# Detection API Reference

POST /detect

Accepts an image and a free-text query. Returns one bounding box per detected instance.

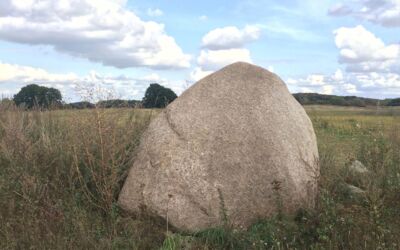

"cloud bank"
[288,25,400,97]
[0,61,184,101]
[191,25,261,81]
[0,0,190,69]
[334,25,400,73]
[201,25,261,50]
[329,0,400,27]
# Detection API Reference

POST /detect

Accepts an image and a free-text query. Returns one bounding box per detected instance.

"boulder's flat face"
[118,62,319,232]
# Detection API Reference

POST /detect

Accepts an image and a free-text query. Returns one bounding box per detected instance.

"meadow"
[0,103,400,249]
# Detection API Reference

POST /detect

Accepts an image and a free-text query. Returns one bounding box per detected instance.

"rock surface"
[118,62,319,232]
[349,160,370,174]
[346,184,366,198]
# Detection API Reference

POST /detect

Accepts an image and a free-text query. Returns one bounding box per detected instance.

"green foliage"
[294,93,400,107]
[64,100,142,109]
[160,233,196,250]
[13,84,62,109]
[97,99,141,108]
[142,83,177,108]
[386,98,400,106]
[65,101,95,109]
[293,93,381,107]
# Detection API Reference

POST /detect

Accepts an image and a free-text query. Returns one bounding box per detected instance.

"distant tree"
[97,99,142,108]
[66,101,95,109]
[293,93,381,107]
[142,83,177,108]
[14,84,62,109]
[386,98,400,106]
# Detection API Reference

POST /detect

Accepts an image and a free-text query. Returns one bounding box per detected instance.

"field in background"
[1,104,400,249]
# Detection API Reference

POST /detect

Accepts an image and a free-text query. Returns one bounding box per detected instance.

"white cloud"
[0,61,78,83]
[0,0,190,69]
[307,74,326,86]
[334,25,400,73]
[321,85,334,94]
[333,69,344,81]
[329,0,400,27]
[190,49,252,81]
[285,22,400,98]
[147,8,163,17]
[191,25,259,81]
[288,75,338,94]
[197,49,252,71]
[190,67,213,82]
[355,72,400,88]
[343,83,358,94]
[287,69,400,97]
[286,70,359,95]
[201,25,261,50]
[139,73,163,82]
[0,62,184,101]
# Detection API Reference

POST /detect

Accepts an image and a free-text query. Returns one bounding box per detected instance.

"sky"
[0,0,399,102]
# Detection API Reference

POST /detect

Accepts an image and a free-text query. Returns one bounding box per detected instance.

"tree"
[142,83,177,108]
[66,101,95,109]
[97,99,142,108]
[386,98,400,106]
[14,84,62,109]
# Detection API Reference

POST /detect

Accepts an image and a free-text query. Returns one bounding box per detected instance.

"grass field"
[1,103,400,249]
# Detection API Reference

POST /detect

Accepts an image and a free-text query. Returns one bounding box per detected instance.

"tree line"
[9,83,177,109]
[4,83,400,109]
[293,93,400,107]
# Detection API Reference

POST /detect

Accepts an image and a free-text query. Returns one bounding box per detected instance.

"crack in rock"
[164,110,185,141]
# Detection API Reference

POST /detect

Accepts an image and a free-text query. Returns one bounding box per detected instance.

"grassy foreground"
[1,103,400,249]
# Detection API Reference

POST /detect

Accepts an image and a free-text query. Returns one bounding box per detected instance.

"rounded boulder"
[118,62,319,232]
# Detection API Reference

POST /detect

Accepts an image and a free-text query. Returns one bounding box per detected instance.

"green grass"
[1,103,399,249]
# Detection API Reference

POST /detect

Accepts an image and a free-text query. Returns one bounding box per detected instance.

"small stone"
[346,184,366,195]
[349,160,370,174]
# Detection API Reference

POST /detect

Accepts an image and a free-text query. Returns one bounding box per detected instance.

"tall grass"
[1,103,400,249]
[0,103,166,249]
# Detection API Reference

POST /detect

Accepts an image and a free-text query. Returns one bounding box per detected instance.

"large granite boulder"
[119,62,319,232]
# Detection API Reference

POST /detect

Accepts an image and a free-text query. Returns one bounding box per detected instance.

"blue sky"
[0,0,399,101]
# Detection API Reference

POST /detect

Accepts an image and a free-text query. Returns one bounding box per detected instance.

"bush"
[13,84,62,109]
[142,83,177,108]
